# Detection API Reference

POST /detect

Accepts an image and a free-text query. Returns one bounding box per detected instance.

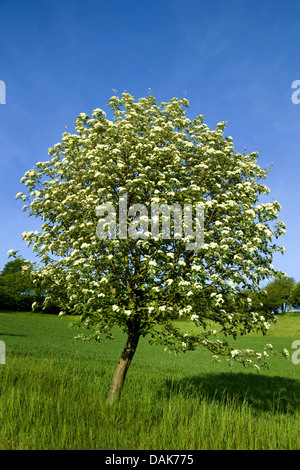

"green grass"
[0,310,300,450]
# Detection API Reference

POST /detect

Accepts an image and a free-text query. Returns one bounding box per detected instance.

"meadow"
[0,309,299,450]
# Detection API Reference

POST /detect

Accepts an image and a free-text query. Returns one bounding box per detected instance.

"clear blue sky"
[0,0,300,284]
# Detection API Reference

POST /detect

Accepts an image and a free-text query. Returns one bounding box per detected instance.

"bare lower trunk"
[106,327,140,405]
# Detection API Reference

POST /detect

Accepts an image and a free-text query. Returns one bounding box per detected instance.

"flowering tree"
[15,92,286,404]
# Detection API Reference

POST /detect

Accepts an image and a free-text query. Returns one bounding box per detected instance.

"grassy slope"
[0,310,299,450]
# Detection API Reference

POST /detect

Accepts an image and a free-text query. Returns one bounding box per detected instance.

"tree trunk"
[106,327,140,405]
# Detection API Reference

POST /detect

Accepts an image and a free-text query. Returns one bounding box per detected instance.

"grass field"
[0,309,299,450]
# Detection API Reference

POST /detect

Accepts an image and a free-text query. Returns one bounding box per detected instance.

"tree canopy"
[262,277,296,314]
[290,281,300,311]
[0,259,36,311]
[14,92,287,403]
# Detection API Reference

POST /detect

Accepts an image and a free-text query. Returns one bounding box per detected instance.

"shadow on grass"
[162,372,300,415]
[0,333,28,337]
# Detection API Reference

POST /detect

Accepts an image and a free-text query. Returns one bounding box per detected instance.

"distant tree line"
[0,258,60,313]
[0,258,299,315]
[239,276,300,315]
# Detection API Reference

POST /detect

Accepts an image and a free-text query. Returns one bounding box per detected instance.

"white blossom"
[231,349,240,357]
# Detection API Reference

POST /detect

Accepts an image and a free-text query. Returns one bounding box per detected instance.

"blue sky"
[0,0,300,284]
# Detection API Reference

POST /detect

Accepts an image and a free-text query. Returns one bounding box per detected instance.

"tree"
[14,92,286,404]
[290,282,300,310]
[262,276,296,314]
[1,258,26,276]
[0,258,37,311]
[238,288,267,315]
